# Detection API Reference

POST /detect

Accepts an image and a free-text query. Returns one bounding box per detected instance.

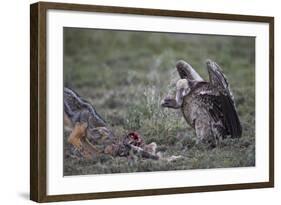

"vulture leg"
[195,119,220,147]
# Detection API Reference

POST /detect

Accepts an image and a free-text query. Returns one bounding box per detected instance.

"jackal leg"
[67,122,100,159]
[67,122,88,149]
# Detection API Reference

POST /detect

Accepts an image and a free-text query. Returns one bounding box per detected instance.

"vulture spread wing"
[176,60,204,81]
[64,87,106,127]
[205,60,242,138]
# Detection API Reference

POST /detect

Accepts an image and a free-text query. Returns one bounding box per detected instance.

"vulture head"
[161,60,203,109]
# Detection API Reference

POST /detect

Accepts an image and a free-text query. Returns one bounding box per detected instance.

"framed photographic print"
[30,1,274,202]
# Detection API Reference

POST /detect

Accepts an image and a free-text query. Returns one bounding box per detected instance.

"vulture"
[161,60,242,146]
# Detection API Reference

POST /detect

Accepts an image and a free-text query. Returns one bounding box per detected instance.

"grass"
[63,28,255,176]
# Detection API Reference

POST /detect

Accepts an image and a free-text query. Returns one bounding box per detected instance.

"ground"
[63,28,255,176]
